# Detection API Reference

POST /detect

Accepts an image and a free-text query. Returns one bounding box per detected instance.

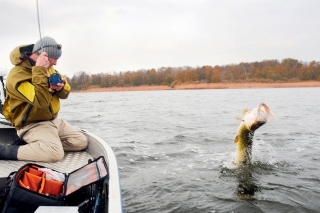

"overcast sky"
[0,0,319,77]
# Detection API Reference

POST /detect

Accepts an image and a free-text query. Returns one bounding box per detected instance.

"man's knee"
[66,133,88,151]
[79,133,88,149]
[50,149,65,162]
[36,146,65,162]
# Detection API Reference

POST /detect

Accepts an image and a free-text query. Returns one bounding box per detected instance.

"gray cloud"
[0,0,319,77]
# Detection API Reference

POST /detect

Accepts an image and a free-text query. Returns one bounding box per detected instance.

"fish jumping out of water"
[234,103,273,165]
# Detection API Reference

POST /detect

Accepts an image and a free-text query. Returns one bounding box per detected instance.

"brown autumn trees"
[67,58,320,90]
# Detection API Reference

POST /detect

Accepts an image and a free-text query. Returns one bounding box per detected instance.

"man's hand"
[35,52,50,69]
[49,76,66,92]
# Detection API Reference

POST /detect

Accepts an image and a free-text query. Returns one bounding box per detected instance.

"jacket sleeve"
[28,66,52,108]
[3,66,52,122]
[55,78,71,99]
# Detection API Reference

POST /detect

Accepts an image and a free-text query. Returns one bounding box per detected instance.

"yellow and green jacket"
[2,44,71,129]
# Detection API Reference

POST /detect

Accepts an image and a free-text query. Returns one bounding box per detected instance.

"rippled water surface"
[59,87,320,213]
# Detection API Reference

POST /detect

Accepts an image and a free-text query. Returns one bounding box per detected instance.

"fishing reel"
[48,73,63,86]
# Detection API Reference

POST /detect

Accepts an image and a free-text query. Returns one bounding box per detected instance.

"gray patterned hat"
[32,36,62,59]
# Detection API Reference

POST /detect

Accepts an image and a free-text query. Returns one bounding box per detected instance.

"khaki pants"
[16,118,88,162]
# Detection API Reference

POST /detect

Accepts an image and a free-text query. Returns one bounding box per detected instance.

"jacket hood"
[10,44,34,66]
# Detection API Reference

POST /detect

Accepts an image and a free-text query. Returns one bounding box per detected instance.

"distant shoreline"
[73,81,320,93]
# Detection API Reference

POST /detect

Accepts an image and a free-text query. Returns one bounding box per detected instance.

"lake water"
[59,87,320,213]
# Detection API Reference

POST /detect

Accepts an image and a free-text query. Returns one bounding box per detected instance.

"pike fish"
[234,103,273,165]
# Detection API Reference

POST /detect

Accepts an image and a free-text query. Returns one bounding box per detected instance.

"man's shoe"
[0,144,18,160]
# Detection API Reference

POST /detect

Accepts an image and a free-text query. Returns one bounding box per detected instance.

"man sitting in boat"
[0,36,88,162]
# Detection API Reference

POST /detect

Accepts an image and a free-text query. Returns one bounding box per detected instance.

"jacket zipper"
[21,104,33,127]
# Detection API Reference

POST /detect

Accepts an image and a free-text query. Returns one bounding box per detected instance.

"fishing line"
[36,0,43,49]
[17,0,44,66]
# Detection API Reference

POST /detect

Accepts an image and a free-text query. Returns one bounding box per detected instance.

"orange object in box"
[41,179,63,196]
[21,172,42,192]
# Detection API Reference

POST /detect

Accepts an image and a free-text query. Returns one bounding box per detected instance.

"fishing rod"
[17,0,44,66]
[36,0,43,49]
[35,0,63,86]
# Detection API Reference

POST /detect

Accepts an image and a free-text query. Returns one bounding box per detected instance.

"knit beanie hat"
[32,36,62,59]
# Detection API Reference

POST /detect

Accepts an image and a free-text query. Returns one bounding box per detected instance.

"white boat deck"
[0,152,93,177]
[0,122,93,177]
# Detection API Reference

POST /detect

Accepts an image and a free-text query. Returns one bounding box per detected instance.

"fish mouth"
[244,103,273,131]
